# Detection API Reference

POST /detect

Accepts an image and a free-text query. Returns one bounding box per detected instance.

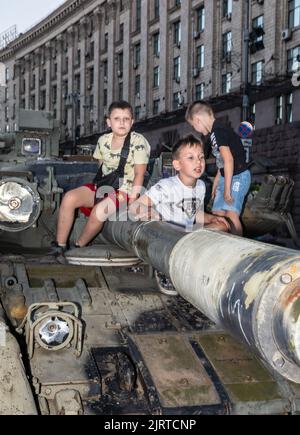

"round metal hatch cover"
[0,177,41,232]
[66,244,141,267]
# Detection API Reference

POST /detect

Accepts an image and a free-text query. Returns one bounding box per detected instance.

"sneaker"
[68,242,82,250]
[154,270,178,296]
[48,241,68,256]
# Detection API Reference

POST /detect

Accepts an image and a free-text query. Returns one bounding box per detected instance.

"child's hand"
[224,192,234,204]
[211,187,217,199]
[130,203,161,221]
[212,216,231,231]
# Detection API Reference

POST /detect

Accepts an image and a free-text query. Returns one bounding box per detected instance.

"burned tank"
[0,117,300,415]
[1,218,300,415]
[0,109,97,251]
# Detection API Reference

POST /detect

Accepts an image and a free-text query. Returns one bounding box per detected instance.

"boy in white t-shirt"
[130,135,229,232]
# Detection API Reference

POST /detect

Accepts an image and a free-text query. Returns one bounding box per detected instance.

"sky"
[0,0,67,36]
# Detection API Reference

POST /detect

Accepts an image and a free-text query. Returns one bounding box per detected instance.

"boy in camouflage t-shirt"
[54,101,150,252]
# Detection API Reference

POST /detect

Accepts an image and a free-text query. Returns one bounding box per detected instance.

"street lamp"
[66,92,80,155]
[242,0,250,121]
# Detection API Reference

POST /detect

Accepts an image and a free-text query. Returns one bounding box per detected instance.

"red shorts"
[79,184,129,217]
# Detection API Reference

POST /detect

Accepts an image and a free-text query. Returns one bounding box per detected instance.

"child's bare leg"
[224,211,243,236]
[213,210,243,236]
[56,187,95,245]
[205,220,230,232]
[77,197,117,247]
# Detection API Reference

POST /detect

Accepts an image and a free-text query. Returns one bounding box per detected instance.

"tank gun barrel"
[102,220,300,383]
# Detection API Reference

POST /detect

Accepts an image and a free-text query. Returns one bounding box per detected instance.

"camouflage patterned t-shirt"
[93,132,150,194]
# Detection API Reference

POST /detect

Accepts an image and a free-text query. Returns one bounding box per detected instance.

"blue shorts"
[212,170,251,216]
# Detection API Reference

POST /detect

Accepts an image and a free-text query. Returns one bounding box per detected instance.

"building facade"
[0,0,299,139]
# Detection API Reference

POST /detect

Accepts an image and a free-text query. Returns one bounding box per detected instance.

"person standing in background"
[186,101,251,236]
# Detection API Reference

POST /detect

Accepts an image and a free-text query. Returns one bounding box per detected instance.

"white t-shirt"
[146,175,206,230]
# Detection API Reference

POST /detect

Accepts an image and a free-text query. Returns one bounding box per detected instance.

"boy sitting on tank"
[52,101,150,254]
[130,134,229,232]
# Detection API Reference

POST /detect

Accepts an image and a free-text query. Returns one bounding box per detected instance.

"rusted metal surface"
[103,220,300,383]
[133,334,220,409]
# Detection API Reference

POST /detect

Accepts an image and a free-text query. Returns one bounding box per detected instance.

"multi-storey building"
[0,0,299,141]
[1,0,300,232]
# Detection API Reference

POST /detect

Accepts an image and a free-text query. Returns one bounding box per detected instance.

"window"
[135,105,141,120]
[154,0,160,19]
[41,69,46,85]
[286,93,293,123]
[40,90,46,110]
[196,83,205,100]
[5,67,9,82]
[276,96,283,124]
[103,89,108,107]
[118,82,123,100]
[153,33,160,57]
[249,104,256,126]
[175,0,181,7]
[103,61,108,80]
[63,56,69,74]
[275,94,294,124]
[89,95,94,110]
[63,80,68,98]
[119,23,124,42]
[196,45,205,69]
[223,0,232,18]
[52,63,57,80]
[222,31,232,58]
[118,52,123,77]
[135,75,141,96]
[173,21,181,46]
[222,72,232,94]
[90,41,94,60]
[289,0,300,28]
[250,16,265,53]
[173,56,181,82]
[75,74,81,92]
[21,78,25,94]
[134,43,141,67]
[251,61,264,85]
[76,49,81,66]
[153,99,160,115]
[89,67,94,88]
[52,85,57,104]
[136,0,142,32]
[30,95,36,110]
[197,6,205,32]
[287,46,300,73]
[173,92,182,110]
[104,33,108,52]
[153,66,160,88]
[31,73,36,89]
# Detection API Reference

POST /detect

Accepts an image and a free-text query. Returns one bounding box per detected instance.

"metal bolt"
[273,356,285,368]
[280,274,292,284]
[8,197,21,210]
[45,388,52,396]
